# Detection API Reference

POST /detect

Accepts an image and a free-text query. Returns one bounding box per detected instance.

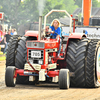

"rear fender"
[67,33,87,46]
[68,33,86,39]
[64,33,87,59]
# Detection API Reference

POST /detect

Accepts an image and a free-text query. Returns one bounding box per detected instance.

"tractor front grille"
[27,42,44,48]
[28,49,44,65]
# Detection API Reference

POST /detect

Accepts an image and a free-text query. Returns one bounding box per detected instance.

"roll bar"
[43,9,72,35]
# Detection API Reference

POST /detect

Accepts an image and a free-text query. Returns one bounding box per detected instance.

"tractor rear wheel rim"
[96,47,100,83]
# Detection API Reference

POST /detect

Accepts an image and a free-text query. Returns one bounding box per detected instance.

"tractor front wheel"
[59,69,70,89]
[5,66,16,87]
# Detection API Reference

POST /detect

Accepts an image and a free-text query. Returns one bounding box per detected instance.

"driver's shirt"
[50,26,61,39]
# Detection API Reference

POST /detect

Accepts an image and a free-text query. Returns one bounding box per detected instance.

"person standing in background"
[0,25,4,43]
[13,28,17,35]
[3,29,7,36]
[4,29,11,54]
[83,30,88,35]
[0,30,3,42]
[10,29,14,35]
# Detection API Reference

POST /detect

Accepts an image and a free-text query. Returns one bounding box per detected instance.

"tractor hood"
[26,39,59,49]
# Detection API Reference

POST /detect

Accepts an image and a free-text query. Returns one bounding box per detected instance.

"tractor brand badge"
[47,43,56,47]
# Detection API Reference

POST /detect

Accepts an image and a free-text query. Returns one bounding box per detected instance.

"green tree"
[0,0,78,29]
[0,0,23,28]
[92,0,100,7]
[63,0,78,14]
[0,0,39,29]
[75,0,100,8]
[75,0,82,7]
[43,0,78,23]
[43,0,65,23]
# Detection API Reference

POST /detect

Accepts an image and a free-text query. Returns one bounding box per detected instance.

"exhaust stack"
[38,16,42,40]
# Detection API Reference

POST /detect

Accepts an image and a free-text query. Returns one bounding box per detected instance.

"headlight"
[38,60,43,65]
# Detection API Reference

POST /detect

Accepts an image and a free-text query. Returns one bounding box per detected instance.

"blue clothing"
[4,43,8,54]
[50,26,61,39]
[50,25,61,56]
[85,30,88,35]
[10,32,14,35]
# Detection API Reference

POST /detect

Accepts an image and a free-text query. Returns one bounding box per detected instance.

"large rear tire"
[86,40,100,87]
[66,39,100,88]
[6,35,21,67]
[66,39,89,87]
[15,36,29,84]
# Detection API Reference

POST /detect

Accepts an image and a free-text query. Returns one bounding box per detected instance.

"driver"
[49,19,61,39]
[49,19,61,57]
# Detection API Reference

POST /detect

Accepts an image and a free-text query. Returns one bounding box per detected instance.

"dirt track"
[0,60,100,100]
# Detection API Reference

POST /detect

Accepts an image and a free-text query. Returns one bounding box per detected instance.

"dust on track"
[0,60,100,100]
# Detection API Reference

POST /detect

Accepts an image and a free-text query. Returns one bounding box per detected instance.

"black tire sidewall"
[5,66,16,87]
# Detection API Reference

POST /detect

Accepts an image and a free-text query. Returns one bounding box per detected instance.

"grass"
[0,51,6,61]
[0,51,3,55]
[0,56,6,61]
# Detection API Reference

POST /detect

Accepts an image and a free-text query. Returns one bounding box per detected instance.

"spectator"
[4,29,11,54]
[0,30,4,43]
[13,28,17,35]
[10,29,14,35]
[0,30,2,42]
[3,29,7,36]
[83,30,88,35]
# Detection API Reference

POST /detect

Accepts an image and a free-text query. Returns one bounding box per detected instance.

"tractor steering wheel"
[50,31,58,39]
[44,32,51,39]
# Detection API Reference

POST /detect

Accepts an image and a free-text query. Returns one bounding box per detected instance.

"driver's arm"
[48,26,55,34]
[48,28,54,34]
[56,35,60,39]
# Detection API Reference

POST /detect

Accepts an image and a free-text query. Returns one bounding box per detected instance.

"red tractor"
[5,10,100,89]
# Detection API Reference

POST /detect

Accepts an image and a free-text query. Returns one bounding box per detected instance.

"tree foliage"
[75,0,82,7]
[75,0,100,8]
[0,0,99,29]
[92,0,100,7]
